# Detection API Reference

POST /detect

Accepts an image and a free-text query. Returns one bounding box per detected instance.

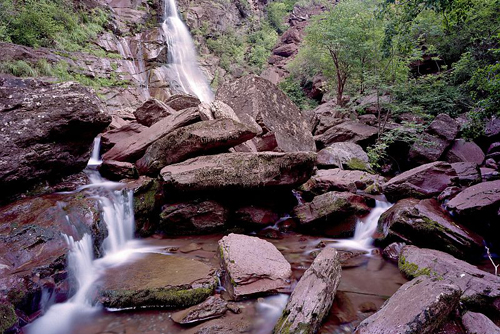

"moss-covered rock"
[0,301,17,333]
[96,253,217,309]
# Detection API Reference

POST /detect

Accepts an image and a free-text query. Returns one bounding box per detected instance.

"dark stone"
[461,311,500,334]
[382,242,406,263]
[171,295,228,325]
[100,122,147,153]
[99,160,138,181]
[445,139,485,165]
[165,94,201,111]
[451,162,481,186]
[133,98,175,127]
[234,206,280,227]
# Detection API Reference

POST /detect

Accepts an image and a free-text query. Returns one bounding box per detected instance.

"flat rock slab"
[461,311,500,334]
[446,180,500,216]
[97,253,217,309]
[274,248,341,334]
[218,234,292,300]
[399,246,500,313]
[377,198,484,259]
[355,277,461,334]
[382,161,457,201]
[160,152,316,192]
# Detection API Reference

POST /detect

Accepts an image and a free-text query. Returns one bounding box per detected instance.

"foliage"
[0,0,109,51]
[279,75,318,110]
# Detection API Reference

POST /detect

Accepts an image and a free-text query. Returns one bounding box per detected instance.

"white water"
[87,137,102,167]
[160,0,214,102]
[329,198,392,252]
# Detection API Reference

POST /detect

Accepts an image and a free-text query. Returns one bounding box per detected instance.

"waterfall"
[160,0,214,102]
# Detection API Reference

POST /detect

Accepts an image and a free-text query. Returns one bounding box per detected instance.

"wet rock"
[97,253,216,308]
[218,234,291,300]
[354,277,461,334]
[274,248,341,334]
[99,160,138,181]
[198,102,214,121]
[165,94,201,111]
[331,291,357,324]
[446,180,500,218]
[101,122,147,153]
[159,200,228,235]
[451,162,481,186]
[0,301,17,333]
[234,206,280,227]
[445,139,485,164]
[314,121,378,149]
[133,98,176,127]
[293,191,371,225]
[359,302,378,313]
[160,152,316,193]
[382,242,406,263]
[299,169,384,197]
[398,246,500,313]
[123,176,161,236]
[438,186,462,203]
[136,119,257,175]
[216,75,316,152]
[377,198,483,259]
[316,142,370,171]
[461,311,500,334]
[480,167,500,182]
[171,295,228,325]
[103,107,200,162]
[382,161,457,201]
[0,77,111,200]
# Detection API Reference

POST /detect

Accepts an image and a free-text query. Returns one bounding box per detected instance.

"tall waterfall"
[161,0,214,102]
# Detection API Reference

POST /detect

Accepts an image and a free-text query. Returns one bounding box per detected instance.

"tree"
[301,0,383,106]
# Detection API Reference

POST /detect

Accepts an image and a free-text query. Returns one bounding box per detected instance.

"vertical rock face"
[274,247,341,334]
[0,76,111,200]
[218,233,292,300]
[354,277,461,334]
[216,75,316,152]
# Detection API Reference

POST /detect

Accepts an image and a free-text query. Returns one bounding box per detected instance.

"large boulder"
[102,107,200,162]
[382,161,457,201]
[216,75,316,152]
[399,246,500,313]
[376,198,484,259]
[316,142,370,171]
[97,253,217,308]
[311,101,347,135]
[136,119,257,175]
[446,180,500,218]
[427,114,460,141]
[160,152,316,193]
[293,191,371,225]
[100,122,147,152]
[165,94,201,111]
[274,248,341,334]
[218,234,291,300]
[123,176,161,236]
[0,76,111,199]
[354,277,461,334]
[451,162,481,186]
[99,160,138,181]
[133,98,175,127]
[314,121,378,149]
[461,312,500,334]
[445,139,485,164]
[158,200,228,235]
[299,169,385,196]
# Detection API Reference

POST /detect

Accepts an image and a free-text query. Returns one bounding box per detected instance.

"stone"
[382,242,406,263]
[445,139,485,164]
[409,134,450,165]
[299,169,384,196]
[99,160,138,181]
[398,246,500,313]
[0,301,17,333]
[102,107,200,162]
[97,253,217,308]
[0,76,111,199]
[316,142,370,171]
[377,198,484,259]
[210,100,241,122]
[382,161,457,201]
[133,98,176,127]
[216,75,315,152]
[171,295,228,325]
[461,312,500,334]
[234,206,280,227]
[160,152,316,193]
[354,277,461,334]
[427,114,460,141]
[165,94,201,111]
[446,180,500,217]
[311,100,347,135]
[198,102,214,121]
[451,162,481,185]
[481,167,500,182]
[293,191,371,225]
[159,200,228,235]
[136,118,257,175]
[218,234,291,300]
[123,176,160,236]
[314,121,378,149]
[101,122,147,152]
[438,186,462,203]
[274,248,341,334]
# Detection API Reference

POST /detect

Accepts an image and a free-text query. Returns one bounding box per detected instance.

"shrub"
[279,75,318,110]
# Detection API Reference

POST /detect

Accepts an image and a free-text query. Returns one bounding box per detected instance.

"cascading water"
[160,0,214,102]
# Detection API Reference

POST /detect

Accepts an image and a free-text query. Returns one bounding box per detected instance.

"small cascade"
[87,136,102,167]
[160,0,214,102]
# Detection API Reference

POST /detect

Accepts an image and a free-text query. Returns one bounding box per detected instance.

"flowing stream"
[160,0,214,102]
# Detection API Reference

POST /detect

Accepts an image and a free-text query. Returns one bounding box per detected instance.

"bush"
[279,75,318,110]
[0,60,38,77]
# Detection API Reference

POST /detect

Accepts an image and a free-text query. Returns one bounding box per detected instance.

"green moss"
[398,255,432,278]
[345,158,372,172]
[0,303,17,333]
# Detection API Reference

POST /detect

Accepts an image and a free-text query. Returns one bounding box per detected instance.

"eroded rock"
[171,295,228,325]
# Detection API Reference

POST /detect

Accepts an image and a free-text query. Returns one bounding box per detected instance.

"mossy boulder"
[96,253,217,309]
[0,301,17,333]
